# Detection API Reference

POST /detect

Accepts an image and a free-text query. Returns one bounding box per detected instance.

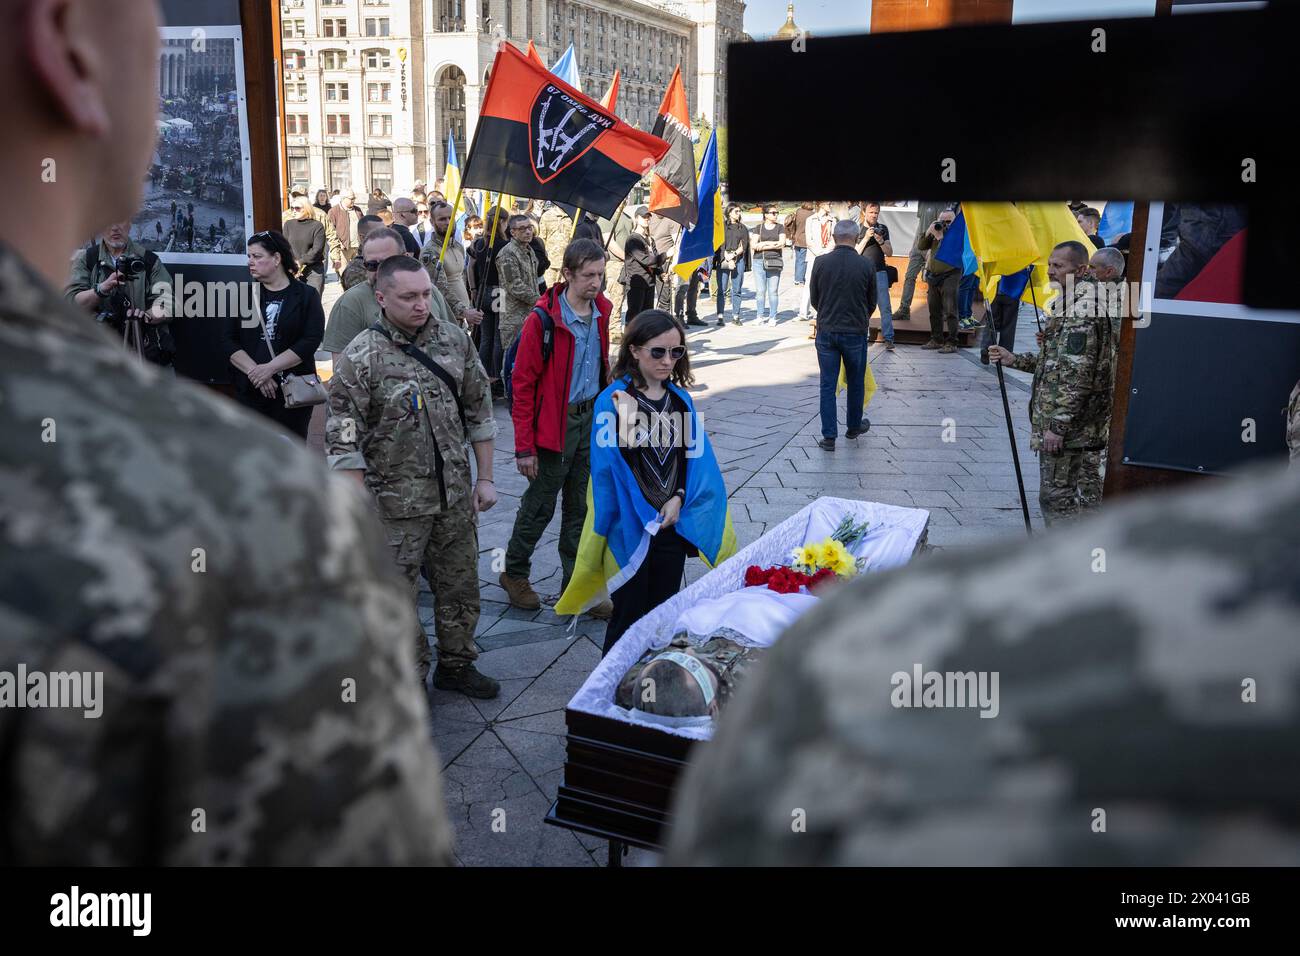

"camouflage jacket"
[537,205,572,279]
[494,239,541,343]
[0,242,451,864]
[420,229,473,322]
[341,254,368,291]
[1009,274,1116,451]
[282,204,343,265]
[325,311,495,519]
[665,462,1300,866]
[615,634,766,715]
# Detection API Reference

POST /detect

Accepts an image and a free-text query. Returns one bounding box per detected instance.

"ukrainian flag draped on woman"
[555,376,737,616]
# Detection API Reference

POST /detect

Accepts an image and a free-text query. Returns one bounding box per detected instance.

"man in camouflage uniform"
[495,214,542,350]
[282,186,344,271]
[326,256,501,698]
[0,0,449,864]
[666,462,1300,865]
[537,202,573,288]
[420,200,483,331]
[1081,246,1129,503]
[990,241,1116,524]
[604,208,631,344]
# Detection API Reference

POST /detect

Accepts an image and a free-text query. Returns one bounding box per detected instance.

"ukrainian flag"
[555,375,738,616]
[443,131,463,240]
[672,130,723,282]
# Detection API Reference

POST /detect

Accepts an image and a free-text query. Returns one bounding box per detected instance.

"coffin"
[545,497,931,852]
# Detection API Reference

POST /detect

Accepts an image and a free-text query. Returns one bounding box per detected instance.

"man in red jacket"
[501,238,614,618]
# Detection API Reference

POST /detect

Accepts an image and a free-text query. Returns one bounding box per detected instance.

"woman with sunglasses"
[222,229,324,438]
[557,310,736,655]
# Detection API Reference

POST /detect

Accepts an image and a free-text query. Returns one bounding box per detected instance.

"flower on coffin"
[807,567,838,593]
[791,536,859,578]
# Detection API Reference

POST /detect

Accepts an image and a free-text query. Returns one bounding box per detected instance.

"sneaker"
[921,338,942,350]
[499,572,541,610]
[685,316,707,328]
[732,316,743,326]
[433,663,500,700]
[939,342,957,354]
[846,420,871,439]
[807,321,817,340]
[884,340,896,351]
[816,437,835,451]
[587,600,613,620]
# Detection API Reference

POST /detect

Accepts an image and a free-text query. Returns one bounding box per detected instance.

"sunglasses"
[364,259,385,271]
[638,345,686,361]
[249,230,274,243]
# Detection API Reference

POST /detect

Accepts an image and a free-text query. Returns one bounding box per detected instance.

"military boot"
[588,600,613,620]
[499,572,541,609]
[433,664,500,700]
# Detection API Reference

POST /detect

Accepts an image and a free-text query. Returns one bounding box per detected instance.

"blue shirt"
[559,291,601,403]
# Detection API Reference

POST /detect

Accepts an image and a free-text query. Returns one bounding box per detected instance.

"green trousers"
[505,402,593,589]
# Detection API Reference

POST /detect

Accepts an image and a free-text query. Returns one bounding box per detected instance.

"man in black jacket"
[809,219,877,450]
[620,206,661,322]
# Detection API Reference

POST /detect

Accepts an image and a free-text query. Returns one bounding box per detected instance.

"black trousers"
[602,527,692,657]
[624,279,655,324]
[979,292,1019,352]
[674,270,702,323]
[237,390,314,439]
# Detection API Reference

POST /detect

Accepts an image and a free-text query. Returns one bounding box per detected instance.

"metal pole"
[995,355,1032,535]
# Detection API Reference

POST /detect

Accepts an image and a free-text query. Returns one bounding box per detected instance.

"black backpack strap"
[85,243,98,277]
[368,322,467,433]
[533,305,555,364]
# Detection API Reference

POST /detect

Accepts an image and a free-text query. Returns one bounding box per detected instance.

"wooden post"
[239,0,284,232]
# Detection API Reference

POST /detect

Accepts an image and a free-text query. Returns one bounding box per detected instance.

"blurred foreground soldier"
[667,463,1300,865]
[989,242,1115,525]
[0,0,450,864]
[326,256,501,698]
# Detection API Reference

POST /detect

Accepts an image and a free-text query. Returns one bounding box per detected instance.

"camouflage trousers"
[1039,448,1105,526]
[605,258,626,344]
[382,506,480,684]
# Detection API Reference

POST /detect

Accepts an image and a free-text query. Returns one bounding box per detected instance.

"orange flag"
[648,65,696,227]
[601,70,621,111]
[525,40,545,67]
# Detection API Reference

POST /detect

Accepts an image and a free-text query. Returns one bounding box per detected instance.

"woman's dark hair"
[725,203,742,221]
[612,309,694,389]
[247,229,297,283]
[315,189,328,204]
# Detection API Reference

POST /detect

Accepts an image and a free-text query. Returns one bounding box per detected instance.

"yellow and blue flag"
[1016,202,1095,306]
[443,131,464,239]
[555,375,738,616]
[672,129,723,282]
[963,202,1039,301]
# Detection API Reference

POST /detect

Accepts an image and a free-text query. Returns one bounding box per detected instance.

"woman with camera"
[223,230,325,439]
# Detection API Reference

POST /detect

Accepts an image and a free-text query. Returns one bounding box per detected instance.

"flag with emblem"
[648,65,697,227]
[461,43,668,218]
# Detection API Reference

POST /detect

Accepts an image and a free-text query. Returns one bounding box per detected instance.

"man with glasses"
[412,201,436,249]
[389,197,423,256]
[751,205,790,326]
[323,228,455,361]
[495,214,542,352]
[340,215,386,291]
[420,200,481,330]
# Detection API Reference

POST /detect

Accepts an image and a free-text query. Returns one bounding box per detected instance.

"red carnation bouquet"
[744,565,837,594]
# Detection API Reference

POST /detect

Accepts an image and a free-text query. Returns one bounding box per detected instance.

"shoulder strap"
[368,322,467,433]
[533,305,555,363]
[85,243,98,275]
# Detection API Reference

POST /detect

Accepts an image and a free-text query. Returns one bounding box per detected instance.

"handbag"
[255,288,327,409]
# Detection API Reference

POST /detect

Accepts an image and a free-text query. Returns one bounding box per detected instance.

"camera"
[113,254,148,279]
[932,220,946,233]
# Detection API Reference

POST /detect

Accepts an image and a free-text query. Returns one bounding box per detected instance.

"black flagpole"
[982,289,1033,535]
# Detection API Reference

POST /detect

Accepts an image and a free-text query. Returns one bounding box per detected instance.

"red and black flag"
[648,65,697,228]
[461,44,668,219]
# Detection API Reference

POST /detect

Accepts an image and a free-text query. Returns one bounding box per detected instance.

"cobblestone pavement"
[318,266,1044,866]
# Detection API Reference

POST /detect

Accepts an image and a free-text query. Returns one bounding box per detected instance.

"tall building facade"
[278,0,745,194]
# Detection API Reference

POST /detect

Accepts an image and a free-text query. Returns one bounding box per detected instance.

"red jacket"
[511,283,611,457]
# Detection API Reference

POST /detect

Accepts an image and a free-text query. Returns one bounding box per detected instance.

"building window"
[282,19,304,39]
[325,82,349,102]
[284,49,305,69]
[326,113,351,135]
[364,17,390,36]
[365,49,391,69]
[287,147,310,189]
[287,83,307,103]
[286,114,309,135]
[326,148,351,192]
[369,113,392,137]
[368,149,393,195]
[322,18,347,37]
[367,82,391,103]
[320,50,347,70]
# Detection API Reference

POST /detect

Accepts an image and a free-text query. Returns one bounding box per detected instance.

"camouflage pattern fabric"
[341,254,368,291]
[0,242,452,865]
[325,311,495,520]
[382,508,481,683]
[604,256,626,344]
[537,204,572,288]
[420,229,473,324]
[495,239,540,350]
[615,634,767,714]
[1287,380,1299,464]
[1008,274,1117,453]
[666,462,1300,866]
[1039,448,1096,525]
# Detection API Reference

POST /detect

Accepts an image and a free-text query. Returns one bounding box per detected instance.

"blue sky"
[743,0,1160,39]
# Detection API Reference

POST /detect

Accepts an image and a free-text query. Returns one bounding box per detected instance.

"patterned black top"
[619,384,688,513]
